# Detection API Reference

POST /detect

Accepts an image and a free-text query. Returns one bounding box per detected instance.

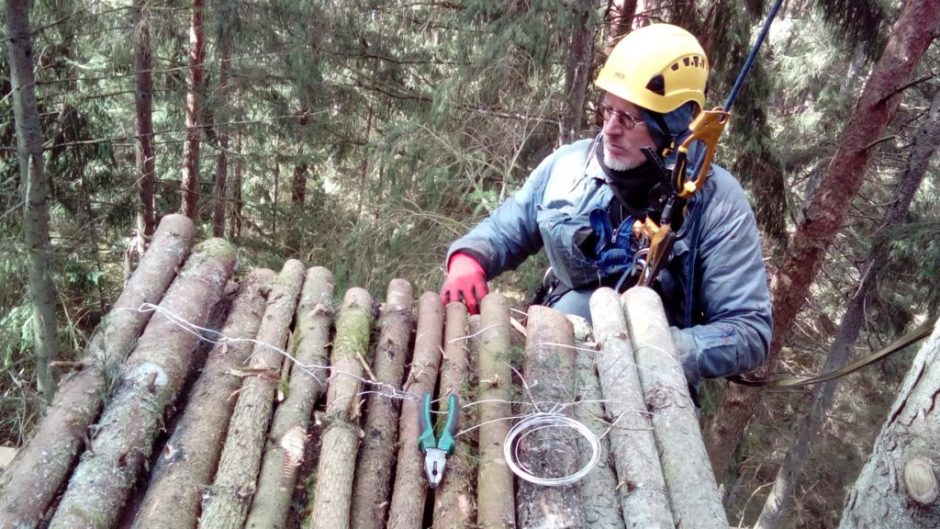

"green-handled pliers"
[417,392,459,488]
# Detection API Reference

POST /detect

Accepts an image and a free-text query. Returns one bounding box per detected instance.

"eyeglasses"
[599,103,646,130]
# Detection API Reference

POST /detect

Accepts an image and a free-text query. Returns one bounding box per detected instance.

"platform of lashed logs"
[0,215,726,529]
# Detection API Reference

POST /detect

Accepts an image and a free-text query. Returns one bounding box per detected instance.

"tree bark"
[212,11,233,237]
[705,0,940,480]
[47,239,237,529]
[476,293,516,529]
[386,293,444,529]
[515,306,586,529]
[306,288,375,529]
[133,0,156,241]
[350,279,415,529]
[623,287,727,529]
[246,267,336,529]
[568,313,625,529]
[130,268,274,529]
[755,87,940,529]
[432,302,476,528]
[291,163,307,205]
[560,0,594,145]
[839,318,940,528]
[230,133,243,240]
[604,0,637,50]
[6,0,58,401]
[180,0,205,219]
[0,214,194,529]
[590,288,671,528]
[199,260,306,529]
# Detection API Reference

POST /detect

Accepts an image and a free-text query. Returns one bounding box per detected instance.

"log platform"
[0,219,727,529]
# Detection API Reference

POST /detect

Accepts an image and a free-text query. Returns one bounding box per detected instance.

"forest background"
[1,0,938,527]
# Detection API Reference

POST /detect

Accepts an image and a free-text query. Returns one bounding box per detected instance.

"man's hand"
[440,252,489,314]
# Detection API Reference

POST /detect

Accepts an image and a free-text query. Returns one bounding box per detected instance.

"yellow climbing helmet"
[595,24,708,114]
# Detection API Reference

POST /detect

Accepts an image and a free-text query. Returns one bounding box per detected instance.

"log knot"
[904,457,938,505]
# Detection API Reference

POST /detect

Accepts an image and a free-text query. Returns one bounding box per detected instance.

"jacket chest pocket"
[536,207,600,288]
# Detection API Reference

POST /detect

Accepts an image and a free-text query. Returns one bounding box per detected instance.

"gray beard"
[603,150,643,171]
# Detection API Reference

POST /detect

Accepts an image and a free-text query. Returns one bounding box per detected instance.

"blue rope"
[723,0,785,112]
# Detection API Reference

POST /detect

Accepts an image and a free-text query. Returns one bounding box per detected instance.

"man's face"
[600,93,657,171]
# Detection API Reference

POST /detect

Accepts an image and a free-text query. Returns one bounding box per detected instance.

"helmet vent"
[646,74,665,96]
[671,63,680,71]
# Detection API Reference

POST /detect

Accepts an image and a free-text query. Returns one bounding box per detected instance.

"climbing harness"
[730,318,936,388]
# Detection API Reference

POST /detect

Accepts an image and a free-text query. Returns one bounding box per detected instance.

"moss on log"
[386,293,444,529]
[306,288,375,529]
[476,293,516,529]
[131,267,274,529]
[246,267,336,529]
[622,287,727,529]
[350,279,414,529]
[515,305,586,528]
[0,214,195,529]
[432,302,476,528]
[590,288,672,528]
[46,237,236,529]
[198,260,306,529]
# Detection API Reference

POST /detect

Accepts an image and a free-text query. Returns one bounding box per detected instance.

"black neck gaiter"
[595,138,662,215]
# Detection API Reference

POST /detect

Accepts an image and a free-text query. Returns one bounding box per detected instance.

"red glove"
[440,252,489,314]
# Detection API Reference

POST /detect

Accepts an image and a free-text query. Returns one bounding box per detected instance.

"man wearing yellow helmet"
[440,24,771,387]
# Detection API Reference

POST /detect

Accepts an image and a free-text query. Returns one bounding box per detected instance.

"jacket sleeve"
[446,155,554,279]
[671,176,773,386]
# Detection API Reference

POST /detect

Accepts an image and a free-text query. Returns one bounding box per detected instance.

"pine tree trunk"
[6,0,58,401]
[0,215,194,529]
[199,260,305,529]
[560,0,594,145]
[306,288,375,529]
[515,306,587,529]
[476,293,516,529]
[839,318,940,528]
[211,13,233,237]
[245,267,336,529]
[604,0,637,50]
[754,87,940,529]
[569,313,625,529]
[704,0,940,480]
[590,288,671,528]
[350,279,414,529]
[180,0,205,219]
[386,293,445,529]
[133,0,156,241]
[47,239,237,529]
[623,287,727,529]
[230,133,242,240]
[432,302,476,528]
[130,268,274,529]
[291,164,306,205]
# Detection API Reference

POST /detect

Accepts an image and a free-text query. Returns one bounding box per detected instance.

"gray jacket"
[448,137,772,385]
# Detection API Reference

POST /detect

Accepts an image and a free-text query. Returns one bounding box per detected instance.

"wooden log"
[568,313,626,529]
[350,279,414,529]
[131,268,274,529]
[515,305,587,528]
[306,288,375,529]
[245,267,336,529]
[46,238,237,529]
[198,259,306,529]
[622,287,727,529]
[590,288,672,528]
[476,293,516,529]
[386,293,444,529]
[432,302,476,528]
[0,214,194,528]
